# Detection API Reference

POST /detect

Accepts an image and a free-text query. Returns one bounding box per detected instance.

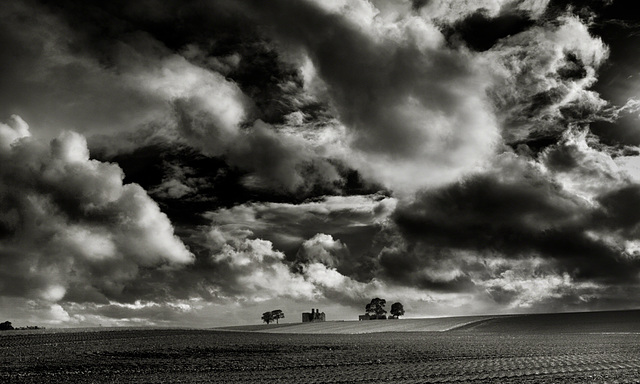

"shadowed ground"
[3,310,640,383]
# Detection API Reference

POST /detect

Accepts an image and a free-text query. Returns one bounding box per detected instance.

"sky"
[2,0,640,328]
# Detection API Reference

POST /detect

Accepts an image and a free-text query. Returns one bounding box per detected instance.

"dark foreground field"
[3,310,640,383]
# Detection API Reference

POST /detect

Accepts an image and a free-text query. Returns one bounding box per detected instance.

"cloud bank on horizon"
[2,0,640,327]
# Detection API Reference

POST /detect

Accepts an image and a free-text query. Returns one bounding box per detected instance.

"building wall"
[302,309,326,322]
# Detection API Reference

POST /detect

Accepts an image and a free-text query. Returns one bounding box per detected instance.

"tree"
[271,309,284,324]
[365,298,387,319]
[262,310,285,324]
[0,321,14,330]
[390,302,405,319]
[262,311,274,324]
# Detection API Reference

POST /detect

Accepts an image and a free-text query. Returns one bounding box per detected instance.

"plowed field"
[3,326,640,383]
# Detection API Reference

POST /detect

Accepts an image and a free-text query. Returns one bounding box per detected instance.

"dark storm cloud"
[282,127,631,311]
[90,139,383,228]
[445,9,535,51]
[391,151,640,292]
[0,0,176,140]
[595,185,640,234]
[1,0,613,191]
[39,0,328,126]
[378,244,479,293]
[205,0,501,191]
[0,0,348,195]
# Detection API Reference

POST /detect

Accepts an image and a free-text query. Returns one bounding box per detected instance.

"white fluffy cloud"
[201,225,437,308]
[477,264,600,309]
[540,129,629,202]
[206,228,317,302]
[0,118,193,304]
[297,233,350,268]
[204,194,396,255]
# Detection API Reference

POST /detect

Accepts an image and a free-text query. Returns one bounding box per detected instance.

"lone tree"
[365,298,387,319]
[262,310,285,324]
[390,302,405,319]
[271,309,284,324]
[262,311,274,324]
[0,321,14,331]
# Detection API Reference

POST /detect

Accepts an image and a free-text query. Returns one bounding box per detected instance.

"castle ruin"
[302,308,325,322]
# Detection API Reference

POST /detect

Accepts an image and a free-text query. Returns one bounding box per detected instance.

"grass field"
[3,310,640,383]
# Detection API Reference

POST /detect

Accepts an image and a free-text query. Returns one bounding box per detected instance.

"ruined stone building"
[302,308,325,322]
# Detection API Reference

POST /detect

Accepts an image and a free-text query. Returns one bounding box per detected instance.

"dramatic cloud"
[205,227,317,302]
[414,0,551,23]
[0,1,172,141]
[390,149,640,309]
[487,15,610,143]
[3,0,640,327]
[0,0,347,195]
[221,0,501,192]
[540,129,629,200]
[203,194,396,264]
[296,233,350,269]
[197,225,447,313]
[0,117,192,311]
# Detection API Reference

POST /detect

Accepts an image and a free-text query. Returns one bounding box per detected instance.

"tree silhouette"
[262,310,285,324]
[271,309,284,324]
[262,311,274,324]
[365,298,387,319]
[0,321,14,330]
[390,302,405,319]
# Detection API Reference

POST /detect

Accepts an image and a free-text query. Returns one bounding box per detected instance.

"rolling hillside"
[217,315,498,334]
[456,309,640,333]
[217,309,640,334]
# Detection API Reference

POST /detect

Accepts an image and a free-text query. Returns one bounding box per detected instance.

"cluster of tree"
[365,298,405,319]
[0,321,44,331]
[261,309,285,324]
[0,321,14,330]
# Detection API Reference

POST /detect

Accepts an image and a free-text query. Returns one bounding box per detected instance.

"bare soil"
[4,310,640,383]
[2,329,640,382]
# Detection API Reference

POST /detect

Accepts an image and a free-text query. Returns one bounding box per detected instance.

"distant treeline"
[1,321,45,331]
